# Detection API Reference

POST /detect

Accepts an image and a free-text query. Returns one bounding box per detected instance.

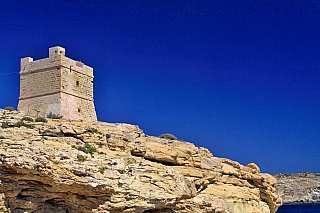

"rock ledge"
[0,109,282,213]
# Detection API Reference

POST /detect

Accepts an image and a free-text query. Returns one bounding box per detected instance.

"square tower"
[18,46,97,121]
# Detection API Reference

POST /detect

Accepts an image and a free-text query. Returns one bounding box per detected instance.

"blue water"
[276,203,320,213]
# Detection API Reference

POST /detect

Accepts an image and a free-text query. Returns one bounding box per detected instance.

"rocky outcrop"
[0,109,282,213]
[274,173,320,204]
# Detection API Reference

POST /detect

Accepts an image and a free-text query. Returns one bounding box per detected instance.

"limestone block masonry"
[18,46,97,121]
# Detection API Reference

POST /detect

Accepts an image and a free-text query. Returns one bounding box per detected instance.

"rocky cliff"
[274,173,320,204]
[0,109,281,213]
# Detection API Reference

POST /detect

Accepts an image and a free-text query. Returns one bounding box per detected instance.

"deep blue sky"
[0,1,319,174]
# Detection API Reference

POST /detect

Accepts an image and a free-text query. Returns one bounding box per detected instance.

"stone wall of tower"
[18,94,61,118]
[18,54,63,118]
[18,46,97,121]
[19,67,61,100]
[59,60,96,120]
[60,58,94,101]
[60,93,97,121]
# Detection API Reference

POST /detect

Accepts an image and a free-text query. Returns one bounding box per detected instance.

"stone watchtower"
[18,46,97,121]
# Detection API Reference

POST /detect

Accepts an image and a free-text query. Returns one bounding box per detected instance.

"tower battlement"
[49,46,66,57]
[18,46,97,121]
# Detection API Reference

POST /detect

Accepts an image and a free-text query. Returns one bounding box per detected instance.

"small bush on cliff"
[35,117,47,123]
[77,155,85,162]
[57,132,65,137]
[106,134,111,140]
[78,144,97,157]
[4,106,14,111]
[21,116,34,122]
[88,127,99,134]
[117,169,126,174]
[14,121,34,129]
[1,122,9,128]
[159,133,177,140]
[99,167,106,174]
[0,135,5,139]
[46,112,62,119]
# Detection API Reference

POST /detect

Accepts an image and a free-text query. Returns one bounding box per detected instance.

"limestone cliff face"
[274,173,320,204]
[0,109,281,213]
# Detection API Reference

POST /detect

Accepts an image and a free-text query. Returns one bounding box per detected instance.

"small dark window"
[76,81,79,86]
[78,108,81,112]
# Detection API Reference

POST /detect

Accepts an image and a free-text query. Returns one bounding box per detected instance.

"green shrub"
[77,144,97,156]
[1,122,9,129]
[99,167,106,174]
[14,121,25,128]
[159,133,177,140]
[46,112,62,119]
[35,117,47,123]
[0,135,5,139]
[77,155,85,162]
[106,134,111,140]
[117,169,126,174]
[14,121,34,129]
[57,132,65,137]
[88,127,99,134]
[4,106,14,111]
[21,116,34,122]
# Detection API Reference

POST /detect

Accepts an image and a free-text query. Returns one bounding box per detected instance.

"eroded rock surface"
[0,109,282,213]
[274,173,320,204]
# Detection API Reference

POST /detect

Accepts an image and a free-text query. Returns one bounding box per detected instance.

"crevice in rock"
[247,179,255,186]
[45,198,66,206]
[39,132,85,143]
[131,151,146,157]
[143,157,177,166]
[12,208,26,213]
[143,209,174,213]
[195,182,209,193]
[63,133,85,143]
[131,151,179,167]
[16,193,28,200]
[43,198,70,213]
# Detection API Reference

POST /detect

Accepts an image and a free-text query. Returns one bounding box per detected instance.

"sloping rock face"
[0,109,281,213]
[274,173,320,204]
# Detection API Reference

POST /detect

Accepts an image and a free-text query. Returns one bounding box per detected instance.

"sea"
[276,203,320,213]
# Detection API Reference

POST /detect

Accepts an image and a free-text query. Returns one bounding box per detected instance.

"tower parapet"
[18,46,97,121]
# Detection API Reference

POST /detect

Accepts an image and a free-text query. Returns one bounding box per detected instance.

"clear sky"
[0,1,319,174]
